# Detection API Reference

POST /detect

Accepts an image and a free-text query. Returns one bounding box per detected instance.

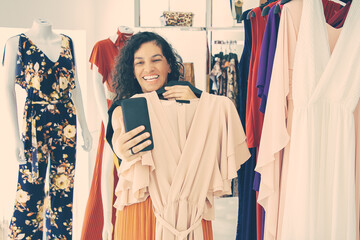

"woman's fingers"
[131,139,152,154]
[113,125,152,161]
[123,131,151,151]
[163,85,197,100]
[122,125,145,142]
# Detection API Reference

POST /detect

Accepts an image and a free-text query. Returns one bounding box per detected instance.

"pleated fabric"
[113,197,213,240]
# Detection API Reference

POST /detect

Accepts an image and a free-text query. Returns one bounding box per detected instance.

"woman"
[102,32,213,240]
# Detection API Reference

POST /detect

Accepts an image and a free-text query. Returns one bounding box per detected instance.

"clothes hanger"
[280,0,291,4]
[259,2,267,10]
[247,10,256,19]
[261,6,271,16]
[156,80,202,100]
[240,9,251,22]
[274,4,281,14]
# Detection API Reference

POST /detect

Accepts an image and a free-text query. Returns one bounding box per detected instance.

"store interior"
[3,0,357,239]
[0,0,260,239]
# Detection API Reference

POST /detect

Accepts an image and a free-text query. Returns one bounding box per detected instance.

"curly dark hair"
[112,31,182,101]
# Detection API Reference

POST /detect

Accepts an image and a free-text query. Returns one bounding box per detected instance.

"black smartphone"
[121,97,154,152]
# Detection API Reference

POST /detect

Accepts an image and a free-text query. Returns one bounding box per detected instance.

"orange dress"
[114,197,213,240]
[81,31,132,240]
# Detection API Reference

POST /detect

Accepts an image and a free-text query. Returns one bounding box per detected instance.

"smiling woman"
[101,31,214,240]
[112,31,182,101]
[133,41,171,93]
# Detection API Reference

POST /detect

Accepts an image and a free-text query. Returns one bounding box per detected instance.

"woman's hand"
[113,125,152,162]
[162,85,197,100]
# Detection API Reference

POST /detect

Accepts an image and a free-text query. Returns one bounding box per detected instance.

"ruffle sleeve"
[113,151,155,210]
[89,40,109,83]
[255,6,294,239]
[106,97,156,210]
[204,97,250,220]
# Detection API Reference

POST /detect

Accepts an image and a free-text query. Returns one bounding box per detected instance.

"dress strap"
[153,211,202,240]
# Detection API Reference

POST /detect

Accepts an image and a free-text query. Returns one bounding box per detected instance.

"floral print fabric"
[8,33,77,240]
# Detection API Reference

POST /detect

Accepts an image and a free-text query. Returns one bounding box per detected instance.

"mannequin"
[3,18,92,239]
[100,26,134,240]
[80,26,133,240]
[109,26,133,43]
[4,18,92,162]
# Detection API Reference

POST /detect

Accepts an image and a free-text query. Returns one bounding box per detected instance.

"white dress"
[280,0,360,239]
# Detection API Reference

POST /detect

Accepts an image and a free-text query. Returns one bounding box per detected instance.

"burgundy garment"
[323,0,342,21]
[327,0,352,28]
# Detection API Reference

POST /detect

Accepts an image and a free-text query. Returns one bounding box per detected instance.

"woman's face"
[133,41,171,93]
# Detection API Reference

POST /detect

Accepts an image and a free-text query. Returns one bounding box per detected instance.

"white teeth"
[143,75,159,81]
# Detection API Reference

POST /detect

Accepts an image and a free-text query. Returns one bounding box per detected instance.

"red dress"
[81,31,132,240]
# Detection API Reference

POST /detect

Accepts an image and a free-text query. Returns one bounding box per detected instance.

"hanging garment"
[246,4,279,240]
[219,55,228,96]
[113,197,213,240]
[226,53,239,109]
[255,1,354,239]
[8,33,77,239]
[327,0,352,28]
[256,1,304,239]
[107,91,251,240]
[209,56,222,94]
[279,0,360,238]
[256,0,360,239]
[246,1,277,149]
[237,9,252,127]
[256,4,281,114]
[106,97,213,240]
[256,0,344,114]
[81,30,132,240]
[236,9,258,240]
[323,0,342,21]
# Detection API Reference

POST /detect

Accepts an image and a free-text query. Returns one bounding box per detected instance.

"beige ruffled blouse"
[113,91,250,240]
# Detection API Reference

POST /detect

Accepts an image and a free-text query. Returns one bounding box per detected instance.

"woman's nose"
[143,62,155,73]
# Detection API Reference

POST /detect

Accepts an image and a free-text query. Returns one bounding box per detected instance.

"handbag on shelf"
[162,11,193,27]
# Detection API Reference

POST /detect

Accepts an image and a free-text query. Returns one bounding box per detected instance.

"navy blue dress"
[236,9,258,240]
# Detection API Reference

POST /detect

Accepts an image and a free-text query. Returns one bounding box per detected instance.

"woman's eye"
[135,61,144,65]
[153,59,161,62]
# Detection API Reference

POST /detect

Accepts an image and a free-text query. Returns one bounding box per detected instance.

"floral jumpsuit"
[8,33,77,240]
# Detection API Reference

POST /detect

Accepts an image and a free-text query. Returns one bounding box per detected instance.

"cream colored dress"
[256,0,360,239]
[113,91,250,240]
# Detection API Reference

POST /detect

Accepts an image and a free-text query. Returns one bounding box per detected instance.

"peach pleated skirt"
[114,197,213,240]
